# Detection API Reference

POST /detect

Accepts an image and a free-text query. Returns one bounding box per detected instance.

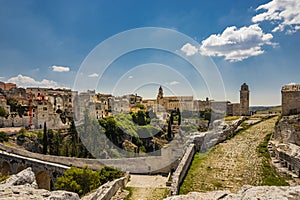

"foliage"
[0,131,9,142]
[55,166,124,197]
[0,106,6,117]
[135,103,145,109]
[6,98,26,117]
[42,122,47,154]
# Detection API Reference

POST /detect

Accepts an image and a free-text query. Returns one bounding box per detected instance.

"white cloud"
[166,81,180,86]
[51,65,70,72]
[8,74,59,88]
[180,43,198,56]
[252,0,300,34]
[88,73,99,78]
[199,24,274,62]
[128,76,133,79]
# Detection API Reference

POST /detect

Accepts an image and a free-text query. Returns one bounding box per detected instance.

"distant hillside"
[250,105,281,114]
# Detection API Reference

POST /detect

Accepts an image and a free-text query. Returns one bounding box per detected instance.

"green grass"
[124,187,133,200]
[257,133,289,186]
[179,152,210,194]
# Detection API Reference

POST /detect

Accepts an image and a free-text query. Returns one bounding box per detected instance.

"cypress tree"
[43,122,48,154]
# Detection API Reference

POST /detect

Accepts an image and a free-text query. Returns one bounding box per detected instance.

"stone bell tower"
[240,83,250,116]
[157,86,164,105]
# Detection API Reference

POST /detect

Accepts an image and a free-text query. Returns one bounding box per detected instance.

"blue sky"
[0,0,300,106]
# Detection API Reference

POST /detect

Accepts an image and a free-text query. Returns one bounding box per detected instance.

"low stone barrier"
[170,144,195,195]
[81,172,130,200]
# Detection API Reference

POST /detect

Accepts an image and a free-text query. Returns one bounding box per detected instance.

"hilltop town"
[0,81,251,130]
[1,81,300,199]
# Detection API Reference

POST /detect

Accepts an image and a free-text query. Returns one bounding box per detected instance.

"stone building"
[94,93,113,118]
[240,83,250,116]
[156,86,194,112]
[0,82,17,91]
[282,84,300,115]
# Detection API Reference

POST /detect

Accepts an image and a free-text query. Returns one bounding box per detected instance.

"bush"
[55,166,124,196]
[0,132,9,142]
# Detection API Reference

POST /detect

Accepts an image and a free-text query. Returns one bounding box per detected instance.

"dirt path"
[180,116,278,194]
[122,174,169,200]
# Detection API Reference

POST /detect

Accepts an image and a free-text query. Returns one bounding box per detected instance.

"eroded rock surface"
[165,185,300,200]
[0,167,79,200]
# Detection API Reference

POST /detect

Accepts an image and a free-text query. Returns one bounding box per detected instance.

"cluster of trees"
[6,98,27,117]
[55,166,124,197]
[41,120,93,158]
[131,110,156,126]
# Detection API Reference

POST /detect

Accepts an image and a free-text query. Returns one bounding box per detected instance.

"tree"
[68,119,79,157]
[167,119,172,140]
[0,132,8,143]
[177,108,181,126]
[42,122,48,154]
[52,130,63,156]
[137,110,146,125]
[0,106,6,117]
[48,129,54,155]
[55,166,124,197]
[170,113,174,125]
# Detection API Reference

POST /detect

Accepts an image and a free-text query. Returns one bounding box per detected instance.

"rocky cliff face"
[0,167,79,200]
[274,115,300,145]
[165,185,300,200]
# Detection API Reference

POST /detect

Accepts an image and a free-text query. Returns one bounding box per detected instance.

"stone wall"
[269,115,300,177]
[0,143,180,174]
[82,173,129,200]
[170,144,195,195]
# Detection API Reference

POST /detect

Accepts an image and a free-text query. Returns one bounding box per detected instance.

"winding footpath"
[180,116,278,194]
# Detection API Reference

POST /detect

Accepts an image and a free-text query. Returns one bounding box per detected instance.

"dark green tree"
[48,129,54,155]
[177,108,181,126]
[170,113,174,125]
[42,122,48,154]
[167,119,172,140]
[0,132,9,143]
[137,110,146,125]
[52,130,63,156]
[68,119,79,157]
[0,106,6,117]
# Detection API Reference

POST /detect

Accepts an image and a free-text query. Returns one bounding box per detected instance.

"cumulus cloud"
[52,65,70,72]
[180,43,198,56]
[8,74,59,88]
[252,0,300,34]
[199,24,274,62]
[128,76,133,79]
[88,73,99,78]
[166,81,180,86]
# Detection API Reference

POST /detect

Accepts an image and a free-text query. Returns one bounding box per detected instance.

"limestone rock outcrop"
[165,185,300,200]
[0,167,79,200]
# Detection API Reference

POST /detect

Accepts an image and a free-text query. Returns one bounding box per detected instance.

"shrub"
[0,132,9,142]
[55,166,124,196]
